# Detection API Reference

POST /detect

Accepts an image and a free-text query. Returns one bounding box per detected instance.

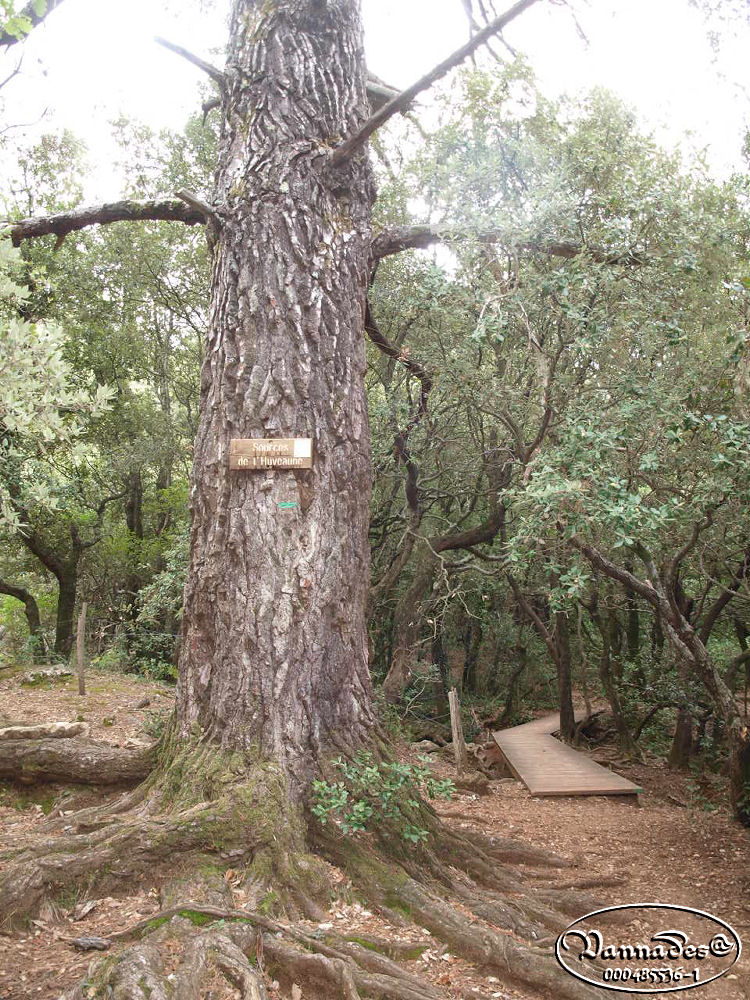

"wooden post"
[76,602,87,696]
[448,686,469,776]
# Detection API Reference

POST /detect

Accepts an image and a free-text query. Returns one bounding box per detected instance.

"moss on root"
[0,737,329,925]
[342,935,428,960]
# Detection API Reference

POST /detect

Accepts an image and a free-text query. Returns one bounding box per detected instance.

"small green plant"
[139,657,178,683]
[141,709,168,740]
[311,751,454,843]
[92,644,131,673]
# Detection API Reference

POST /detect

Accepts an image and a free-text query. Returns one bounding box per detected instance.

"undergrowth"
[311,751,454,843]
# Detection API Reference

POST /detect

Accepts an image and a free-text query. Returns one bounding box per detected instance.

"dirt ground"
[0,667,747,1000]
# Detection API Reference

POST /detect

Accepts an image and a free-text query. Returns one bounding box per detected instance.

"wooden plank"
[493,713,642,798]
[229,438,313,470]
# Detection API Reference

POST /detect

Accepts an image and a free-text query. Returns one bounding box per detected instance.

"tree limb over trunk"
[371,224,648,266]
[0,0,66,47]
[4,198,205,245]
[0,737,154,785]
[154,36,226,89]
[331,0,541,165]
[366,77,400,112]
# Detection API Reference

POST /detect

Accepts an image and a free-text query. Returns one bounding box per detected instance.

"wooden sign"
[230,438,313,470]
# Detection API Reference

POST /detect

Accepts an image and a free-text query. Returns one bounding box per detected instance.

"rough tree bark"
[174,0,377,798]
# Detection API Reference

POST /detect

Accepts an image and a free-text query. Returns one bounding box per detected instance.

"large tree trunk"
[175,0,377,799]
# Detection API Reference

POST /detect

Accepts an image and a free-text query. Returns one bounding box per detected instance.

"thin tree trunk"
[431,621,450,718]
[667,659,694,770]
[668,705,694,770]
[623,564,640,662]
[554,608,575,742]
[0,578,45,658]
[175,0,377,799]
[601,610,639,756]
[462,619,482,693]
[576,604,592,717]
[382,552,436,702]
[76,602,87,696]
[500,628,527,725]
[448,687,469,776]
[54,569,77,658]
[124,470,145,624]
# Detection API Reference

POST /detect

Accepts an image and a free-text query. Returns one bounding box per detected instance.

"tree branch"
[202,96,222,119]
[567,534,661,609]
[0,577,33,605]
[432,461,508,553]
[365,76,400,112]
[698,545,750,645]
[331,0,540,165]
[667,509,714,591]
[507,573,558,662]
[4,198,205,245]
[371,224,648,265]
[73,490,129,552]
[0,0,66,47]
[176,188,218,221]
[366,301,428,601]
[364,301,433,410]
[154,36,226,89]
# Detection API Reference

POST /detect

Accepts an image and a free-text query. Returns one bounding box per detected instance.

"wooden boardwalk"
[493,713,642,797]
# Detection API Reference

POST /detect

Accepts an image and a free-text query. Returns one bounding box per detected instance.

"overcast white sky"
[1,0,749,201]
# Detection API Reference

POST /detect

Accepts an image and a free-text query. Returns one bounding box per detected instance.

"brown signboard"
[229,438,313,470]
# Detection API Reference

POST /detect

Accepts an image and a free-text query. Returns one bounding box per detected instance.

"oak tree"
[0,2,622,997]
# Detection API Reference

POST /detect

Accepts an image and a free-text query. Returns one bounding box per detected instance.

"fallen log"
[0,722,89,741]
[0,737,155,785]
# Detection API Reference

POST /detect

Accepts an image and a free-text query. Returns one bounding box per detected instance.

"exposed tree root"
[459,827,574,868]
[376,876,600,998]
[315,827,602,999]
[65,904,445,1000]
[63,915,269,1000]
[525,873,627,891]
[0,741,316,926]
[1,741,606,999]
[0,736,154,785]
